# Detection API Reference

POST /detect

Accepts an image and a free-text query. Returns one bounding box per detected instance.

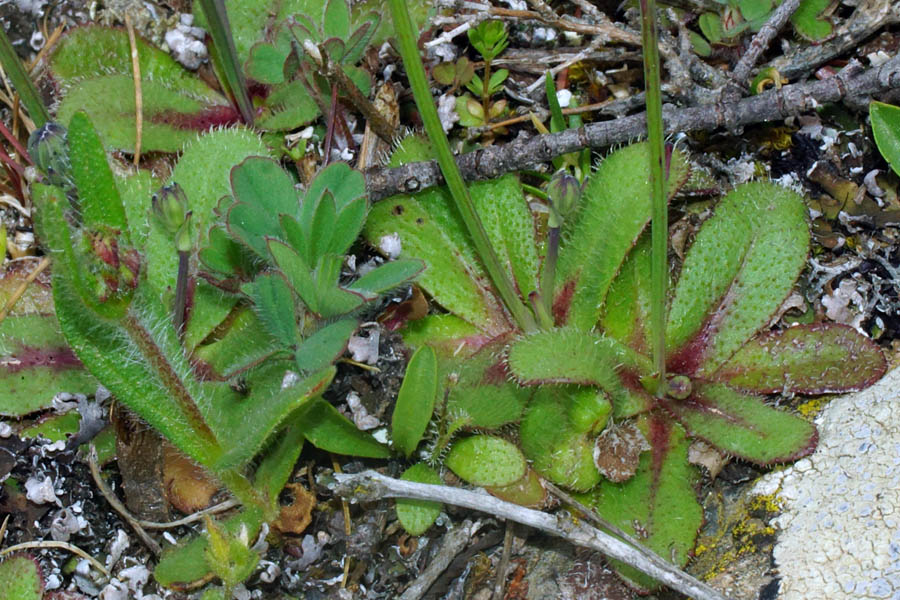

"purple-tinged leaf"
[658,382,817,465]
[575,415,701,591]
[714,323,886,394]
[666,182,809,376]
[0,313,96,417]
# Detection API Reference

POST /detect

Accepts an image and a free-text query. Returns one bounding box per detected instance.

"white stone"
[757,368,900,599]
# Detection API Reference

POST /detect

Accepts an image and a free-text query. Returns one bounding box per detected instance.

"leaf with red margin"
[666,182,809,377]
[575,415,702,591]
[555,144,690,330]
[713,323,886,394]
[658,382,817,465]
[0,554,44,600]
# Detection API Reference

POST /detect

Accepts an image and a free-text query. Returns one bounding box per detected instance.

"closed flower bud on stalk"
[546,170,580,228]
[27,122,73,190]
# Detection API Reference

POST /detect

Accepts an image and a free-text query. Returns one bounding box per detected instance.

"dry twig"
[728,0,801,92]
[124,14,143,166]
[366,55,900,200]
[327,470,732,600]
[399,520,481,600]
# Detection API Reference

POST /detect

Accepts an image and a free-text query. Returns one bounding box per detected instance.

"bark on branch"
[365,55,900,201]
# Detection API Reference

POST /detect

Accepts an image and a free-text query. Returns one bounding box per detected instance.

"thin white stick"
[327,470,732,600]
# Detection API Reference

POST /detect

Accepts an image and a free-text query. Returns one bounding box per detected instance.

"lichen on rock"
[754,367,900,599]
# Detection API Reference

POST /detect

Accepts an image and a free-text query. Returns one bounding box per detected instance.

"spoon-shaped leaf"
[364,192,510,336]
[396,463,443,535]
[555,143,689,329]
[658,382,817,464]
[577,415,701,591]
[445,435,526,487]
[392,345,438,457]
[519,387,601,491]
[666,181,808,376]
[506,327,630,393]
[713,323,886,394]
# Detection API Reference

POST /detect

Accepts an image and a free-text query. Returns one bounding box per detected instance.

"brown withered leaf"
[163,444,219,514]
[592,421,649,483]
[113,404,169,522]
[273,482,316,535]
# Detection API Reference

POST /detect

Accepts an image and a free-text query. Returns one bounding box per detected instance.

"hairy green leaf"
[518,387,601,491]
[396,462,442,535]
[155,507,265,588]
[242,273,298,348]
[294,319,356,374]
[556,143,689,330]
[714,323,886,394]
[213,367,334,468]
[364,192,510,336]
[0,314,97,416]
[0,555,43,600]
[658,382,817,464]
[67,111,127,231]
[577,416,701,591]
[666,181,808,376]
[599,235,653,355]
[506,328,625,392]
[192,308,280,378]
[445,435,526,487]
[349,259,424,298]
[228,157,300,259]
[445,343,529,429]
[50,27,231,152]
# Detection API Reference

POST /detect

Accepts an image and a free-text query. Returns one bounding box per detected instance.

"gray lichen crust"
[755,367,900,599]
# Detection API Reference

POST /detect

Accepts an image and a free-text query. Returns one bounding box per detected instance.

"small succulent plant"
[364,137,886,588]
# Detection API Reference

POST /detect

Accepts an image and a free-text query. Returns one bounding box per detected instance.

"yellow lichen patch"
[796,396,830,419]
[690,487,784,583]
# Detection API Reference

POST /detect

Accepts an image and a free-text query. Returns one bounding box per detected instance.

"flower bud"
[174,211,193,253]
[27,122,73,190]
[152,183,188,235]
[546,170,580,228]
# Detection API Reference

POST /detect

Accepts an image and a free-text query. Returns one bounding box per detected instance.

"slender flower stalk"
[387,0,536,332]
[639,0,668,396]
